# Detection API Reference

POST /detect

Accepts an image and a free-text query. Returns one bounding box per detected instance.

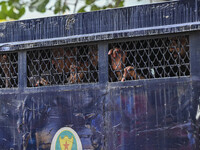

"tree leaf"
[7,6,25,19]
[78,6,87,13]
[0,3,7,20]
[12,2,21,10]
[29,0,49,13]
[18,7,25,18]
[0,12,6,20]
[0,1,6,5]
[54,0,61,14]
[7,6,18,19]
[36,0,49,13]
[91,4,101,11]
[118,0,124,7]
[62,4,70,14]
[0,2,9,19]
[29,0,39,11]
[86,0,95,5]
[1,2,8,13]
[102,4,114,9]
[8,0,20,6]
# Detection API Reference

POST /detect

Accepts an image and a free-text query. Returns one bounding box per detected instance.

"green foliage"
[0,0,162,20]
[118,0,124,7]
[91,4,101,11]
[86,0,96,5]
[53,0,69,14]
[29,0,49,13]
[78,0,125,13]
[29,0,70,14]
[0,0,25,20]
[78,6,87,13]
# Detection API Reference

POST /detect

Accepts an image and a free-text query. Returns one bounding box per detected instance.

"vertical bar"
[195,0,198,21]
[189,32,200,130]
[18,51,27,90]
[98,42,108,84]
[190,32,200,77]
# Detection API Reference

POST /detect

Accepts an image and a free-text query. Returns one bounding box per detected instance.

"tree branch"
[115,0,122,7]
[74,0,79,13]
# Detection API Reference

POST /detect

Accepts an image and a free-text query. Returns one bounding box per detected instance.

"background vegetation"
[0,0,172,20]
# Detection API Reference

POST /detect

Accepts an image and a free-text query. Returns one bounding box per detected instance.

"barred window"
[27,45,98,87]
[108,35,190,82]
[0,53,18,88]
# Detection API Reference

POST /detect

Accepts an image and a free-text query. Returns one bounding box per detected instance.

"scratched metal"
[0,0,197,47]
[0,78,200,149]
[0,88,105,150]
[105,80,199,150]
[0,22,198,52]
[0,0,200,150]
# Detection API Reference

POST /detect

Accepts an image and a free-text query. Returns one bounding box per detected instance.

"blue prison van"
[0,0,200,149]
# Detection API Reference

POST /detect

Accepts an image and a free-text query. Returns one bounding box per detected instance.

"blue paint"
[0,0,199,150]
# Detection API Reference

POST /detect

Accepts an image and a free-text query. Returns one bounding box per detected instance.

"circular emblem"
[51,127,83,150]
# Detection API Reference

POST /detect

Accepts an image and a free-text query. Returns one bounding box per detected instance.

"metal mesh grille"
[0,53,18,88]
[27,45,98,87]
[108,35,190,82]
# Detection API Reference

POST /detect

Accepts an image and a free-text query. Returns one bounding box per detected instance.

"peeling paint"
[0,1,199,150]
[18,22,26,29]
[0,23,6,30]
[0,0,197,44]
[0,33,4,38]
[65,15,76,30]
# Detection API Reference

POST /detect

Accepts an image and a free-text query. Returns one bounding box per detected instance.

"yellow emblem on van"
[59,136,73,150]
[51,127,82,150]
